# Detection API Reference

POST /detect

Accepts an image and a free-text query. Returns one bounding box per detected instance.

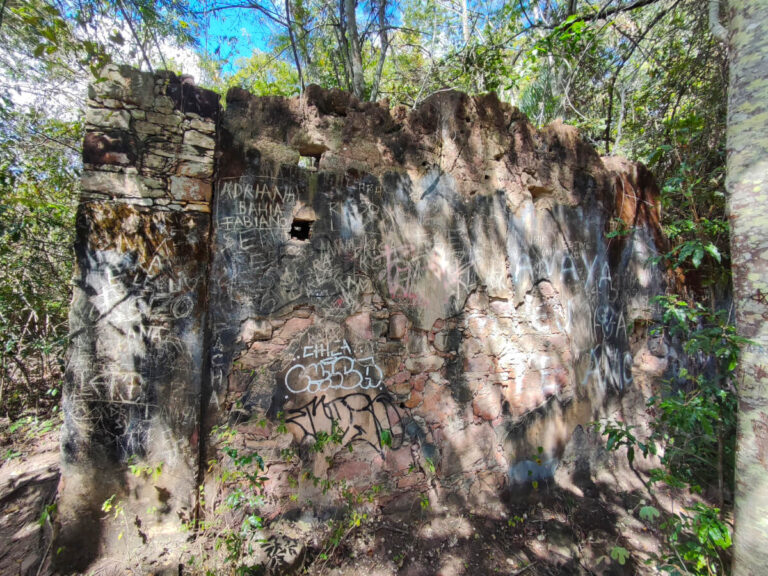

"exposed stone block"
[133,120,163,136]
[170,176,211,202]
[183,129,215,150]
[184,202,211,213]
[177,160,213,179]
[388,313,408,339]
[433,331,449,352]
[81,170,164,198]
[141,176,165,189]
[85,107,131,130]
[153,95,175,113]
[146,111,183,127]
[188,118,216,133]
[405,390,423,408]
[344,311,373,339]
[404,355,444,373]
[241,318,273,342]
[142,154,170,171]
[473,385,502,421]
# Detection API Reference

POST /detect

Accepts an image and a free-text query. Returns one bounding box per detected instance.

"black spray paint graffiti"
[263,535,302,572]
[285,393,404,454]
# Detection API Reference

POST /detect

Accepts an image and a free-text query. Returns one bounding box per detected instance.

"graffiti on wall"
[285,338,383,394]
[66,205,207,461]
[208,153,657,476]
[212,169,480,323]
[284,392,404,453]
[218,178,297,231]
[504,201,642,399]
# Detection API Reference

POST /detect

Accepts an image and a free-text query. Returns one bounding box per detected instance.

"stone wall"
[57,66,218,570]
[56,65,669,571]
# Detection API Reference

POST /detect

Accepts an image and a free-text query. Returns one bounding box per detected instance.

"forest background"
[0,0,749,574]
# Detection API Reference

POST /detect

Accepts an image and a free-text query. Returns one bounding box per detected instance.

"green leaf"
[41,26,57,43]
[691,246,704,268]
[639,506,661,522]
[610,546,630,565]
[704,243,721,262]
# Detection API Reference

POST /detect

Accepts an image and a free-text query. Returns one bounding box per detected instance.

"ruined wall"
[57,65,669,570]
[58,66,218,570]
[208,86,667,511]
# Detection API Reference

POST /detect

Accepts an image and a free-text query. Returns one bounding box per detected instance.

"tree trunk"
[727,1,768,574]
[369,0,389,102]
[285,0,305,92]
[343,0,365,99]
[461,0,469,44]
[332,1,353,93]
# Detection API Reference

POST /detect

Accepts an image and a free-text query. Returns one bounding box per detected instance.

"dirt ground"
[0,420,696,576]
[289,477,666,576]
[0,417,59,576]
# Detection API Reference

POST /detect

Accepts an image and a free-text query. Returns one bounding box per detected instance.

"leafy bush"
[597,293,741,574]
[0,104,79,419]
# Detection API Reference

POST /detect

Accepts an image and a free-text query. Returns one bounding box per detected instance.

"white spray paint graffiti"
[285,339,383,394]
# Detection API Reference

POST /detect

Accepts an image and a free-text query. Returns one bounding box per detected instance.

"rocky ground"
[254,438,670,576]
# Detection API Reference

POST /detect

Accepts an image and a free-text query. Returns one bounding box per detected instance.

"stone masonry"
[55,65,669,572]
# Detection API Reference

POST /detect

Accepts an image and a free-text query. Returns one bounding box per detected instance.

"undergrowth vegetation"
[597,272,740,574]
[179,423,392,575]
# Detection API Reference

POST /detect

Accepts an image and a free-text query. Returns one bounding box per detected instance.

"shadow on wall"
[213,154,661,527]
[56,203,209,571]
[59,70,668,574]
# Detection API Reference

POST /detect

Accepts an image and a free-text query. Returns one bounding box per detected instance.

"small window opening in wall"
[290,218,313,241]
[297,144,327,171]
[298,155,320,171]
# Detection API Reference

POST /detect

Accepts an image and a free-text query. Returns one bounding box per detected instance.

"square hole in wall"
[297,143,327,171]
[298,155,319,170]
[290,218,313,241]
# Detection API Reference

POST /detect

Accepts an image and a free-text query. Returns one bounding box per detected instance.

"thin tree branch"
[285,0,305,92]
[708,0,727,41]
[369,0,390,101]
[191,2,287,26]
[604,0,681,153]
[555,0,667,27]
[115,0,154,72]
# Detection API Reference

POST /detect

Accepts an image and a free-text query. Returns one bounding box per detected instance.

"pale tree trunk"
[727,1,768,574]
[369,0,389,102]
[343,0,365,99]
[461,0,469,44]
[285,0,305,92]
